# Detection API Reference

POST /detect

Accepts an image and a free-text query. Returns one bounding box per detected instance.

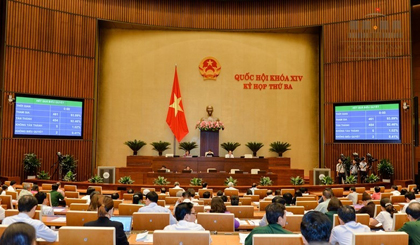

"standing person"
[359,157,367,183]
[336,159,346,184]
[50,184,64,207]
[84,196,128,245]
[330,206,370,245]
[2,196,57,242]
[369,198,397,231]
[350,160,358,177]
[398,202,420,245]
[245,203,293,245]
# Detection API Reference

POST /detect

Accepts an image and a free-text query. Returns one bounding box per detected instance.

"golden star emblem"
[169,94,183,117]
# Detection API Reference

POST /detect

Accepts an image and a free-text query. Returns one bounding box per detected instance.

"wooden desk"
[43,216,66,226]
[128,233,242,245]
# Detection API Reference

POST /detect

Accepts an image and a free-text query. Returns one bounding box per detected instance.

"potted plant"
[153,176,170,185]
[224,176,237,186]
[245,142,264,157]
[190,177,202,186]
[179,142,198,155]
[259,176,272,186]
[220,142,241,152]
[290,176,304,185]
[377,159,394,183]
[150,141,171,156]
[321,176,334,185]
[88,175,104,183]
[37,170,50,180]
[63,171,76,182]
[366,173,380,183]
[344,175,357,184]
[23,153,41,179]
[269,141,291,157]
[60,155,77,174]
[118,176,134,184]
[124,139,147,155]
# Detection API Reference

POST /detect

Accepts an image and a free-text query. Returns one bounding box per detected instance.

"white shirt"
[330,221,371,245]
[225,153,234,158]
[347,192,358,205]
[249,187,258,195]
[350,165,358,175]
[2,213,57,242]
[40,204,54,216]
[225,187,238,191]
[391,190,400,196]
[375,211,394,231]
[18,189,33,201]
[6,186,16,192]
[336,163,345,173]
[138,202,177,224]
[81,195,91,205]
[402,199,419,213]
[164,220,205,231]
[359,161,367,171]
[315,199,330,213]
[0,206,5,221]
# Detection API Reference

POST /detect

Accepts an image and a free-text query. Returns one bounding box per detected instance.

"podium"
[200,131,219,157]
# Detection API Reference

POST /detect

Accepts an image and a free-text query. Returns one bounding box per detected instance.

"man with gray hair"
[315,189,332,214]
[18,183,33,201]
[225,182,237,191]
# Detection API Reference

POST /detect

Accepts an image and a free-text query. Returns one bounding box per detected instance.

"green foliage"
[224,176,237,186]
[220,142,241,152]
[179,142,198,152]
[124,139,147,155]
[259,176,272,186]
[63,171,76,182]
[60,155,77,174]
[290,176,304,185]
[190,177,203,186]
[366,173,380,183]
[23,153,41,175]
[269,141,291,157]
[344,175,357,184]
[37,170,50,180]
[245,142,264,156]
[321,176,334,185]
[88,175,104,183]
[150,141,171,156]
[153,176,170,185]
[377,159,394,179]
[118,176,134,184]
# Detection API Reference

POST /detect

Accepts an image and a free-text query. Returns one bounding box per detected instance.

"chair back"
[331,188,344,197]
[226,205,254,218]
[352,232,408,245]
[239,197,252,205]
[70,203,89,211]
[224,189,239,197]
[153,230,210,245]
[196,213,234,232]
[284,215,303,232]
[245,195,260,202]
[199,189,213,198]
[355,187,365,193]
[254,189,268,199]
[47,193,52,207]
[169,188,184,197]
[295,201,318,210]
[281,189,295,196]
[119,203,141,215]
[200,198,212,205]
[392,213,410,231]
[132,212,170,230]
[65,198,87,207]
[340,199,353,206]
[157,200,166,207]
[88,186,102,194]
[5,191,17,200]
[5,209,18,217]
[259,201,271,211]
[372,199,380,204]
[195,205,205,213]
[333,213,370,227]
[253,234,304,245]
[112,199,123,208]
[285,206,305,215]
[391,195,406,204]
[59,226,115,245]
[64,185,77,192]
[0,225,7,237]
[65,191,80,198]
[123,193,134,201]
[407,184,417,192]
[165,197,179,205]
[66,211,98,226]
[0,195,13,209]
[296,196,316,201]
[381,193,392,199]
[41,183,52,191]
[158,194,167,200]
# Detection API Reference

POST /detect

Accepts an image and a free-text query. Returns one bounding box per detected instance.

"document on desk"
[248,219,261,226]
[53,208,65,212]
[238,220,248,226]
[52,217,66,222]
[136,232,153,242]
[239,233,249,244]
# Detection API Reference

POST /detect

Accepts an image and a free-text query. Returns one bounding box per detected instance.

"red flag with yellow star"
[166,67,189,142]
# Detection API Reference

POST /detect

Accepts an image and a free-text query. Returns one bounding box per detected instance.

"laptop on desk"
[110,216,133,236]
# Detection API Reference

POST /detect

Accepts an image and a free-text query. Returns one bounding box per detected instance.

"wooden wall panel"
[4,47,95,98]
[1,0,413,181]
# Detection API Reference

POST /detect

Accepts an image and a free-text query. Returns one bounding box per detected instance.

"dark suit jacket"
[356,201,375,217]
[84,217,129,245]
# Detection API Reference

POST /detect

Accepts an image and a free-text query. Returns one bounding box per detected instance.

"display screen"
[14,95,83,138]
[334,101,401,143]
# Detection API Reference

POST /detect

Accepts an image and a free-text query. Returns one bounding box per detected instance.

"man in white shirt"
[173,182,185,191]
[175,191,198,207]
[330,206,370,245]
[164,202,205,231]
[6,180,17,192]
[35,192,54,216]
[359,157,368,182]
[225,150,234,158]
[402,192,419,213]
[3,195,57,242]
[390,185,401,196]
[138,191,177,224]
[225,182,237,191]
[266,190,275,199]
[315,189,332,214]
[346,187,358,205]
[336,159,346,184]
[18,183,33,201]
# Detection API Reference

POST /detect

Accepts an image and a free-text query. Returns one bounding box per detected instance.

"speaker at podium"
[98,166,116,184]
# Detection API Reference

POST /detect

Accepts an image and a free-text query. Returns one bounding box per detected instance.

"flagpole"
[173,135,176,155]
